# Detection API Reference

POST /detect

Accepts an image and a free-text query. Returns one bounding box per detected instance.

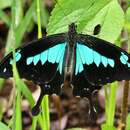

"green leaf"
[5,0,23,53]
[126,114,130,130]
[13,0,23,28]
[5,1,35,53]
[106,82,117,126]
[48,0,124,43]
[0,0,12,9]
[48,0,110,34]
[0,9,11,26]
[101,124,116,130]
[102,82,117,130]
[0,122,10,130]
[0,79,4,90]
[125,7,130,31]
[15,1,35,47]
[41,95,50,130]
[31,117,38,130]
[12,91,22,130]
[80,0,124,43]
[40,1,49,28]
[126,7,130,22]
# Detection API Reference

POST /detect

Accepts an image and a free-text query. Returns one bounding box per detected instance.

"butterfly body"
[1,23,130,115]
[63,23,76,84]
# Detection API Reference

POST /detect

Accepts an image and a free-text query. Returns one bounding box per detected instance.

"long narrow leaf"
[0,9,11,27]
[15,1,35,46]
[0,122,10,130]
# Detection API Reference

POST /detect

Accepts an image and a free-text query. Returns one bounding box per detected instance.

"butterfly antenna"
[31,86,45,116]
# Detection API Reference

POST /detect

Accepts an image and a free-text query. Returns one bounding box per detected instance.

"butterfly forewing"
[76,34,130,85]
[0,33,66,88]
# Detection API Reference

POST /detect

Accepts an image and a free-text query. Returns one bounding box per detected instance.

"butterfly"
[0,23,130,116]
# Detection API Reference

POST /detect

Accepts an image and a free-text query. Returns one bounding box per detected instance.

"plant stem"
[37,0,42,38]
[42,95,50,130]
[120,81,129,130]
[118,1,129,130]
[36,0,50,130]
[106,82,117,126]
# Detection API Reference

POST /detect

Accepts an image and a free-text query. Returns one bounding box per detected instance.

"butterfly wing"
[0,33,66,93]
[75,34,130,86]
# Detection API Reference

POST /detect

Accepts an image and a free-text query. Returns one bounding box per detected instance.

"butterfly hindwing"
[72,71,102,97]
[76,34,130,85]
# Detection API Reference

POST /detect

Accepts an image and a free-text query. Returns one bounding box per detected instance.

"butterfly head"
[68,23,77,47]
[68,23,77,35]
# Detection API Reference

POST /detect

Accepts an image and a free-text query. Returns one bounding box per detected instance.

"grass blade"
[36,0,50,130]
[102,82,117,130]
[0,9,11,27]
[12,90,22,130]
[15,1,35,46]
[0,122,10,130]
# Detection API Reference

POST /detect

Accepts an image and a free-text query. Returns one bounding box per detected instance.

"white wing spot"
[3,68,7,73]
[84,88,89,91]
[45,84,50,88]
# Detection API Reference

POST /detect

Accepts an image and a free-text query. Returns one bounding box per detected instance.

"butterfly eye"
[93,24,101,35]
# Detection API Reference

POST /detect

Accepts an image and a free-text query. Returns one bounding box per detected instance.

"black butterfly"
[0,23,130,115]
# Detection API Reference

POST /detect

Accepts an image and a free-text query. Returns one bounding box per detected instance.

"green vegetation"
[0,0,130,130]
